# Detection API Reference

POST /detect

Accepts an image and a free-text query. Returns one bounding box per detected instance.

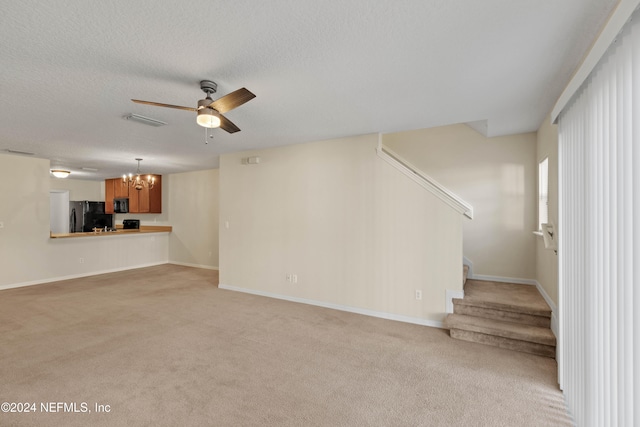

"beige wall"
[49,177,102,201]
[167,169,219,269]
[0,154,52,286]
[535,116,559,306]
[383,124,537,280]
[219,134,463,324]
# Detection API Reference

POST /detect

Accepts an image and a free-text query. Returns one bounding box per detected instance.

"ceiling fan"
[132,80,255,133]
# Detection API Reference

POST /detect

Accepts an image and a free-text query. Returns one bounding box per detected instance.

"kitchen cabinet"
[104,178,131,213]
[105,179,115,214]
[114,179,130,198]
[129,175,161,213]
[106,175,161,214]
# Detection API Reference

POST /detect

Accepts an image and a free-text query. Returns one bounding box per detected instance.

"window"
[538,157,548,231]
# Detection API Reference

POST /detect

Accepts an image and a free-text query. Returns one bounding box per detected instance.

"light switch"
[0,221,4,229]
[225,221,230,229]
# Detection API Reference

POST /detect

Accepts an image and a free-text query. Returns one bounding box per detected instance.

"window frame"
[538,156,549,231]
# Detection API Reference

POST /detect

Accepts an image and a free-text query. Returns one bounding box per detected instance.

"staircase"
[445,275,556,358]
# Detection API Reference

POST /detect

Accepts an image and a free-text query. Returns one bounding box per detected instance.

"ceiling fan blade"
[219,114,241,133]
[131,99,197,112]
[208,88,256,113]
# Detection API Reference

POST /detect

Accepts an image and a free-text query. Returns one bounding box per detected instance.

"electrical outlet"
[285,273,298,283]
[415,290,422,300]
[79,258,85,264]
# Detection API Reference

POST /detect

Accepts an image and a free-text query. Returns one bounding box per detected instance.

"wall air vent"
[124,113,167,127]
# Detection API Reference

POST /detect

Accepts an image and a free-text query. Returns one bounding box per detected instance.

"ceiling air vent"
[124,113,167,127]
[5,149,35,155]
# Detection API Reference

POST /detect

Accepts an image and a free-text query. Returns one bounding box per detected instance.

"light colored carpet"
[0,264,572,426]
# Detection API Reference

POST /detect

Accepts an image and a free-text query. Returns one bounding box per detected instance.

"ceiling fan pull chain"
[205,126,214,144]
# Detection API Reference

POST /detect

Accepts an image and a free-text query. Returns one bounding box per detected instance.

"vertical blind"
[558,10,640,426]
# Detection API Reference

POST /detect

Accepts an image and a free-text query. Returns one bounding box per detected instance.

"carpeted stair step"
[456,279,552,327]
[445,313,556,358]
[452,296,551,318]
[453,299,551,328]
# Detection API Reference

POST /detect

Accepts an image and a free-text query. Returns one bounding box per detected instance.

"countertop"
[50,225,172,239]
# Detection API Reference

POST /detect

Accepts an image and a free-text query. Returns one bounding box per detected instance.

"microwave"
[113,198,129,213]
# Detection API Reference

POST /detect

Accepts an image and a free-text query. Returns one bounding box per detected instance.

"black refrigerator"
[69,201,113,232]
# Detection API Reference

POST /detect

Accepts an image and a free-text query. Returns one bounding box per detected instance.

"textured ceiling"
[0,0,617,180]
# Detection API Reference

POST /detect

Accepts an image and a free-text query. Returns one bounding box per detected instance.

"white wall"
[383,124,537,280]
[167,169,219,269]
[219,134,463,324]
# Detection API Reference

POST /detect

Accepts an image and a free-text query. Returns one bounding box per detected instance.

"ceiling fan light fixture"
[131,82,254,134]
[196,108,221,128]
[51,169,71,178]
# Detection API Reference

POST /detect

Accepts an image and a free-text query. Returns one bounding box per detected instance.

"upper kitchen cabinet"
[105,177,131,213]
[128,175,162,213]
[105,178,115,214]
[104,175,161,214]
[114,179,130,199]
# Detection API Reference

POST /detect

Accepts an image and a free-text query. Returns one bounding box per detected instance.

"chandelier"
[123,158,155,191]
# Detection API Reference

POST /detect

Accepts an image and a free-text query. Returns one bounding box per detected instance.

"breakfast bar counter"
[50,225,172,239]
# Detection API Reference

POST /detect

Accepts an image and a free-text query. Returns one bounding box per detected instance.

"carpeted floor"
[0,264,572,426]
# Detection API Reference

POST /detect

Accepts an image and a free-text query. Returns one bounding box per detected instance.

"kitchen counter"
[50,225,172,239]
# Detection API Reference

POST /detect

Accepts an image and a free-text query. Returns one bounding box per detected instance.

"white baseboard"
[219,283,445,329]
[469,274,538,286]
[169,261,219,270]
[533,280,558,340]
[463,256,473,278]
[0,261,169,291]
[446,289,464,313]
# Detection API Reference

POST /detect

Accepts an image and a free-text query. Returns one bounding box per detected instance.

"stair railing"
[376,134,473,219]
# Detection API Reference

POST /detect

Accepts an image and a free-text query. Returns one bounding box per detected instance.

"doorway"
[49,190,69,234]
